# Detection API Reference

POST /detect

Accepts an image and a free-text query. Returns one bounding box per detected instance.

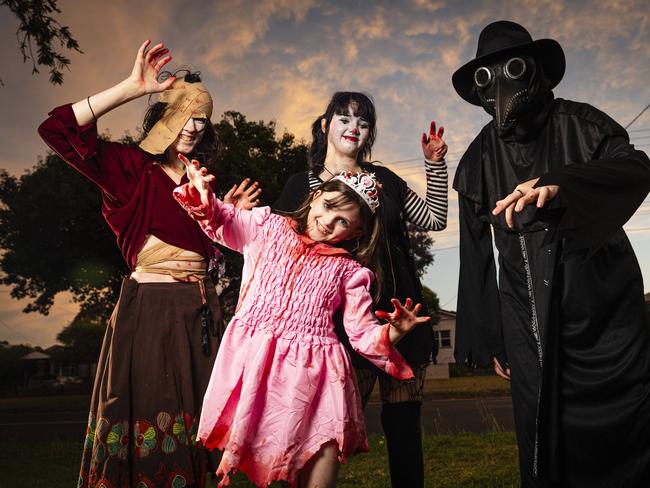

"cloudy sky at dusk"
[1,0,650,347]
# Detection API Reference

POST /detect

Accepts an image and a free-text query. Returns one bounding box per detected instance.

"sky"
[1,0,650,347]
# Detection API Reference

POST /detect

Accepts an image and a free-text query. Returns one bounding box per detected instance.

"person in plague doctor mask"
[39,40,259,487]
[451,21,650,487]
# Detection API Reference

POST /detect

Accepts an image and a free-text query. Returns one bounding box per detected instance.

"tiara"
[332,171,380,213]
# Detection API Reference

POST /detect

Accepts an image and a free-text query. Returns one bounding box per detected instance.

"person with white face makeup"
[275,92,449,488]
[38,40,258,488]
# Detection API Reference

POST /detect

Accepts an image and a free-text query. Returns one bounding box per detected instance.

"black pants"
[356,365,427,488]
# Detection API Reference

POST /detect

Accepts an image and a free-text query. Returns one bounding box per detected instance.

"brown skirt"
[78,278,224,488]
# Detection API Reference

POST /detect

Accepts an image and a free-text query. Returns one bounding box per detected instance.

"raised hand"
[178,154,215,206]
[224,178,262,210]
[129,40,176,97]
[421,120,448,162]
[376,298,430,344]
[492,177,560,228]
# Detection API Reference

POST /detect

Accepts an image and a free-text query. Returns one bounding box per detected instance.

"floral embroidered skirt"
[78,278,224,488]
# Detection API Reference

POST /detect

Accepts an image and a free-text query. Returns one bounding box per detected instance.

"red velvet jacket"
[38,104,215,270]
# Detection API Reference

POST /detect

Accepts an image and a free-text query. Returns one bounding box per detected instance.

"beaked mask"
[474,55,538,135]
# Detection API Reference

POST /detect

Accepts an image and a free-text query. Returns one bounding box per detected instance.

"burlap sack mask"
[139,79,213,155]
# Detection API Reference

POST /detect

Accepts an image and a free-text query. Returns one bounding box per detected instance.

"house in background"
[433,310,456,364]
[11,345,96,392]
[427,309,456,378]
[20,350,53,388]
[45,344,96,383]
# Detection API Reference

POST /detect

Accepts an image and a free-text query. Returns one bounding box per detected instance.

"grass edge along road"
[0,375,512,414]
[0,432,520,488]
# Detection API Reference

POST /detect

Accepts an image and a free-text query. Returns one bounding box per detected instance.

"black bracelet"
[87,96,97,121]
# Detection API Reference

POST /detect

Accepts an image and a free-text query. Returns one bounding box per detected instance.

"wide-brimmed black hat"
[452,20,565,106]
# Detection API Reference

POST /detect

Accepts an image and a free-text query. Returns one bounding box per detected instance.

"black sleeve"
[455,194,505,367]
[536,136,650,253]
[273,172,310,212]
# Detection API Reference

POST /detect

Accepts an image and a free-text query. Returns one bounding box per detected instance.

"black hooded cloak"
[454,96,650,487]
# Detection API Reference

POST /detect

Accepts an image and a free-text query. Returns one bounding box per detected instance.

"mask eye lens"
[474,66,493,88]
[505,57,527,80]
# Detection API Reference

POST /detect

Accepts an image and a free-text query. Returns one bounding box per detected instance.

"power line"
[440,294,457,308]
[379,112,650,173]
[0,317,37,344]
[625,103,650,130]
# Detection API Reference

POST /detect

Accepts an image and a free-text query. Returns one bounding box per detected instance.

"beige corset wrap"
[134,238,207,281]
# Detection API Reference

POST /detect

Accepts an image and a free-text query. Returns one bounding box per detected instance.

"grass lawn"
[0,433,519,488]
[363,375,511,402]
[0,393,91,413]
[423,376,511,398]
[0,376,510,414]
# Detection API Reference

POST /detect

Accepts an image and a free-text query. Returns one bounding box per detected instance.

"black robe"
[454,97,650,487]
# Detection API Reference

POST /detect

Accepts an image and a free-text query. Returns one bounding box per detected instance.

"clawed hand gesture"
[492,177,560,228]
[421,120,448,162]
[130,40,176,97]
[224,179,262,210]
[179,154,214,207]
[180,154,262,211]
[376,298,430,343]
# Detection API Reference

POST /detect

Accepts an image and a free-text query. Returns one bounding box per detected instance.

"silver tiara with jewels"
[332,171,380,213]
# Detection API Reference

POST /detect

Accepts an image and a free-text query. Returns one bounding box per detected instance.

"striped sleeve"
[403,159,448,231]
[308,171,321,191]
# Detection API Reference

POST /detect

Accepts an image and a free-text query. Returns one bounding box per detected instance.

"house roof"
[438,309,456,318]
[21,351,51,360]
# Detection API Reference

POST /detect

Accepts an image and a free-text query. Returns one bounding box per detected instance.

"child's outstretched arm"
[173,154,270,253]
[341,268,429,380]
[375,298,430,345]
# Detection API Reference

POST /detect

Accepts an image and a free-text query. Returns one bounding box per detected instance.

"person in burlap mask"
[39,40,260,488]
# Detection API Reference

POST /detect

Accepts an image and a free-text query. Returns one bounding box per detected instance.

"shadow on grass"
[0,432,519,488]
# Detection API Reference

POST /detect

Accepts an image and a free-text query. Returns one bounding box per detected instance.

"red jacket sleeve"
[38,104,148,206]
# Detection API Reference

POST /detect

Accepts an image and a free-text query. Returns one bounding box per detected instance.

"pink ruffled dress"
[174,185,414,487]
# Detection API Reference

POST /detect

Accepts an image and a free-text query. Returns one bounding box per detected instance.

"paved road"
[0,397,514,441]
[366,396,514,434]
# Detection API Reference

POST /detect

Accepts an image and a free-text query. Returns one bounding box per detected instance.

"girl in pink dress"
[173,155,429,488]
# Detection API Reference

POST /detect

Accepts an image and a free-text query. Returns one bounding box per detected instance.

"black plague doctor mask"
[453,21,566,141]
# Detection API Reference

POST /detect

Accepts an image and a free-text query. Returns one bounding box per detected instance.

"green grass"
[361,375,510,402]
[0,394,90,413]
[423,376,511,398]
[0,376,510,414]
[0,433,519,488]
[0,438,82,488]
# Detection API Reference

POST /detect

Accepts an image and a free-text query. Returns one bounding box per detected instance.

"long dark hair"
[289,178,383,299]
[308,92,377,174]
[140,69,220,168]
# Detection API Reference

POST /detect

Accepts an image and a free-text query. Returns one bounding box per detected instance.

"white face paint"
[171,117,208,155]
[306,190,363,244]
[324,106,370,160]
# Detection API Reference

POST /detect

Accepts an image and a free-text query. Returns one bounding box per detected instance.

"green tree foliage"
[421,285,441,326]
[0,341,32,389]
[55,317,104,362]
[0,146,128,318]
[408,223,435,279]
[1,0,82,85]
